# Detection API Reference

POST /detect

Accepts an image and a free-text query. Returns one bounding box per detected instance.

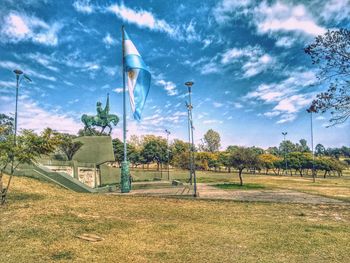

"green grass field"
[1,173,350,263]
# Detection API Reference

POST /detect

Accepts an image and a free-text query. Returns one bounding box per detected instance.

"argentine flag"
[123,29,151,121]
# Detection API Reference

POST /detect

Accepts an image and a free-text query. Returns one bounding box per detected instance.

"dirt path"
[112,182,347,205]
[197,183,347,204]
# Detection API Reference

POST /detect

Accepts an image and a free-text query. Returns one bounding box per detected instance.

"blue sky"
[0,0,349,149]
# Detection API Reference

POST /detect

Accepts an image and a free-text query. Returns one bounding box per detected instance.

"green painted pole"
[121,25,130,193]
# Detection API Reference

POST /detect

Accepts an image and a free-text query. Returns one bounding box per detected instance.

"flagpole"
[121,25,130,193]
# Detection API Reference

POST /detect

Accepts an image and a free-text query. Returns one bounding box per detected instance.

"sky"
[0,0,349,149]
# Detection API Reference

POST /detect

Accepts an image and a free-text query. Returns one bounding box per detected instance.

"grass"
[1,174,350,263]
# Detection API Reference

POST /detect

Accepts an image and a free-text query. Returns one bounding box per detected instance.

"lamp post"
[307,106,316,183]
[282,132,288,175]
[10,69,31,175]
[165,129,171,180]
[185,81,197,197]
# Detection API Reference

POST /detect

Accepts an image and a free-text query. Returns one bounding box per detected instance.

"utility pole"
[185,81,197,197]
[165,129,171,181]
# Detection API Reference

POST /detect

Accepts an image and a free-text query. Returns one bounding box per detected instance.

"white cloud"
[319,0,350,23]
[264,111,280,117]
[103,33,118,47]
[273,94,312,114]
[203,119,223,124]
[0,12,62,46]
[156,79,178,96]
[0,60,57,82]
[200,62,220,75]
[24,53,59,72]
[255,2,326,36]
[0,97,81,134]
[0,80,16,88]
[276,114,296,124]
[275,36,296,48]
[202,38,212,49]
[213,0,326,42]
[245,70,317,123]
[73,0,95,14]
[213,102,223,108]
[213,0,252,23]
[107,3,177,38]
[114,88,125,93]
[221,45,276,78]
[316,115,325,120]
[233,102,243,109]
[221,46,262,64]
[103,66,119,76]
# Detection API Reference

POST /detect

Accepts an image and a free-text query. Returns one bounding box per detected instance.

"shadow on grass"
[214,183,266,190]
[8,191,46,201]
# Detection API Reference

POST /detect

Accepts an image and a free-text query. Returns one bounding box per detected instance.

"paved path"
[112,182,347,205]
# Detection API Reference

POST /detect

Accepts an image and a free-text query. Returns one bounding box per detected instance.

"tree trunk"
[0,170,3,204]
[238,169,243,186]
[299,169,303,177]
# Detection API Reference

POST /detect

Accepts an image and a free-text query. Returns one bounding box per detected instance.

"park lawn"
[1,175,350,263]
[132,169,350,202]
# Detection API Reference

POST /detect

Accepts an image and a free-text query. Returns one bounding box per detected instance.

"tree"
[279,140,297,155]
[266,146,280,155]
[202,129,221,152]
[112,138,138,166]
[297,139,310,153]
[0,127,58,204]
[258,153,282,175]
[305,29,350,125]
[56,134,83,161]
[0,114,14,139]
[315,143,326,156]
[170,139,189,168]
[229,147,260,186]
[141,136,167,170]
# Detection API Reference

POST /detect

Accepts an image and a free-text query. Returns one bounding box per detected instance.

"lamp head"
[185,81,194,87]
[13,69,23,75]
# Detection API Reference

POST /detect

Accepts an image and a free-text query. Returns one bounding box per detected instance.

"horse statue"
[81,94,119,135]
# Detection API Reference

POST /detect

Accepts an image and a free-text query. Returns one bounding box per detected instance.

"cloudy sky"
[0,0,349,149]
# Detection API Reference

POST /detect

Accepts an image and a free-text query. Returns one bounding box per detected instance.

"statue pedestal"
[73,136,118,187]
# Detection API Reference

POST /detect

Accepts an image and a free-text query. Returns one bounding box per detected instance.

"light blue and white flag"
[123,29,151,121]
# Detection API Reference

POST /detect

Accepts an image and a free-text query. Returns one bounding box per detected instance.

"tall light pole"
[307,106,316,183]
[11,69,31,173]
[165,129,171,180]
[282,132,288,175]
[185,81,197,197]
[185,101,192,185]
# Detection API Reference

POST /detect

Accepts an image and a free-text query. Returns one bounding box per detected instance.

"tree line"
[110,129,349,185]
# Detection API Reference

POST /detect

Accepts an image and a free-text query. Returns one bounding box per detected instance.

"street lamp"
[282,132,288,175]
[165,129,171,181]
[12,69,31,173]
[185,81,197,197]
[307,106,316,183]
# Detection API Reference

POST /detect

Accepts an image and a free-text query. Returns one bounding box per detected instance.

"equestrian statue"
[81,94,119,135]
